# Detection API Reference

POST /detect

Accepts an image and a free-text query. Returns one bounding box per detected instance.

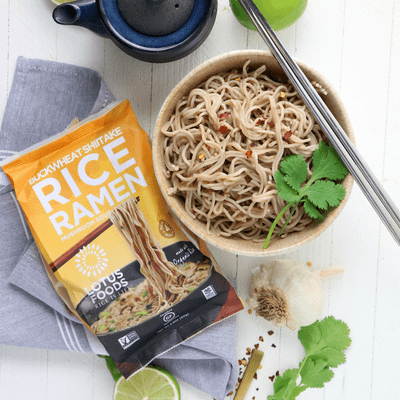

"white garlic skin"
[247,259,344,330]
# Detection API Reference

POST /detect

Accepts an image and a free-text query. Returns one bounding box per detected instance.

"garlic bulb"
[246,259,344,330]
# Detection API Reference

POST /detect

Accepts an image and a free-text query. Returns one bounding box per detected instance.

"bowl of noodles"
[152,50,355,256]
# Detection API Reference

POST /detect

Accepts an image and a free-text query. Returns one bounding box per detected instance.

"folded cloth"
[0,57,238,400]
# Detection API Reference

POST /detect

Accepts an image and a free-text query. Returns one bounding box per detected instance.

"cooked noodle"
[161,61,327,242]
[91,197,210,335]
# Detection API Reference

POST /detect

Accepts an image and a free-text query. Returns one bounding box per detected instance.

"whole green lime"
[229,0,308,31]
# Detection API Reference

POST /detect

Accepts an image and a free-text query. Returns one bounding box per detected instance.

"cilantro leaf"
[269,317,351,399]
[311,141,349,181]
[274,170,301,203]
[306,180,346,210]
[268,369,299,400]
[298,321,322,354]
[318,316,352,352]
[313,347,347,368]
[280,154,308,191]
[301,361,334,388]
[303,199,325,222]
[264,141,349,249]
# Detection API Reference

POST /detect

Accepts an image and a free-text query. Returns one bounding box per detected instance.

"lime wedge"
[113,366,181,400]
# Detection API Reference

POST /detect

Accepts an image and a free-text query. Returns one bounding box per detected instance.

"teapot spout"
[52,0,109,38]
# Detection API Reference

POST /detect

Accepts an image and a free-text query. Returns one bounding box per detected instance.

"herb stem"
[263,202,293,249]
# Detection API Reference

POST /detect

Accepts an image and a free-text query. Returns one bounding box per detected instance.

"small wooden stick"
[233,349,264,400]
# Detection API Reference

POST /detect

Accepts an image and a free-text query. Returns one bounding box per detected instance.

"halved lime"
[113,365,181,400]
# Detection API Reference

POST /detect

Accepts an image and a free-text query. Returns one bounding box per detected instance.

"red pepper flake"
[205,144,210,150]
[254,373,258,380]
[276,371,280,376]
[256,118,264,125]
[271,343,276,348]
[269,375,275,382]
[267,120,275,127]
[256,388,259,391]
[283,130,293,140]
[268,330,274,336]
[238,359,242,366]
[219,125,228,134]
[259,336,264,342]
[254,343,259,349]
[217,112,229,118]
[252,397,255,400]
[246,150,253,159]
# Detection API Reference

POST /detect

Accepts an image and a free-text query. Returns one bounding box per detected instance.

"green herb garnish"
[135,310,148,317]
[142,290,149,298]
[99,311,110,318]
[268,316,351,400]
[264,142,348,249]
[98,324,107,331]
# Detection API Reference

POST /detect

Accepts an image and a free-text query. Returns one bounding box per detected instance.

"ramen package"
[1,100,244,377]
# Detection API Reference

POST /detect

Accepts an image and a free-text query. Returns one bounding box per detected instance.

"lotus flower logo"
[75,243,108,277]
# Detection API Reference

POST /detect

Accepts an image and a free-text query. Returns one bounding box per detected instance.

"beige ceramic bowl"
[152,50,354,256]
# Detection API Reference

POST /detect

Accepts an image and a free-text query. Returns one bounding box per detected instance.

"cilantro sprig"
[263,141,348,249]
[268,316,351,400]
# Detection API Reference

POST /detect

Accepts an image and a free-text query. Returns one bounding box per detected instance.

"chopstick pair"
[238,0,400,245]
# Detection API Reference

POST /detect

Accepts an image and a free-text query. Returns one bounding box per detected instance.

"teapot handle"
[53,0,109,38]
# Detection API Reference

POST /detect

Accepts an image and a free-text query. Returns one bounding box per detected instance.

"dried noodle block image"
[91,197,211,335]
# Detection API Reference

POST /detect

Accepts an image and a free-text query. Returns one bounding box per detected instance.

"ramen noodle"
[1,100,244,378]
[91,196,211,334]
[161,61,327,242]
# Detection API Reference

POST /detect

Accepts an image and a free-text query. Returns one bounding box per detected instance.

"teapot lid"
[116,0,196,36]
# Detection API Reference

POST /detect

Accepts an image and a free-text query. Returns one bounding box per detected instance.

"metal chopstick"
[238,0,400,245]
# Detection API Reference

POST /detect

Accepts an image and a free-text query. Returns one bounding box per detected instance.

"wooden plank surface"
[1,0,400,399]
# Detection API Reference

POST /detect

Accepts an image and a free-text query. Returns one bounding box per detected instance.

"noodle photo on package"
[91,196,211,335]
[161,61,328,242]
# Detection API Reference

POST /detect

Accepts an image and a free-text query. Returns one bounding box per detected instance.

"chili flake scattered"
[254,343,259,349]
[246,150,253,159]
[276,371,280,376]
[268,330,274,336]
[267,120,275,127]
[269,375,275,382]
[259,336,264,341]
[238,359,242,366]
[254,373,258,380]
[199,153,205,160]
[256,118,264,125]
[219,125,228,134]
[217,112,229,118]
[283,130,293,140]
[205,144,211,150]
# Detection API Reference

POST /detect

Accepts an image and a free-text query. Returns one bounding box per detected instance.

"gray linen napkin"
[0,57,238,400]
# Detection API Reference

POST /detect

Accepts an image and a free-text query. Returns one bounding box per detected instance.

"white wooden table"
[1,0,400,399]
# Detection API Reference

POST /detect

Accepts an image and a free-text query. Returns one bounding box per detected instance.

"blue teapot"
[53,0,217,63]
